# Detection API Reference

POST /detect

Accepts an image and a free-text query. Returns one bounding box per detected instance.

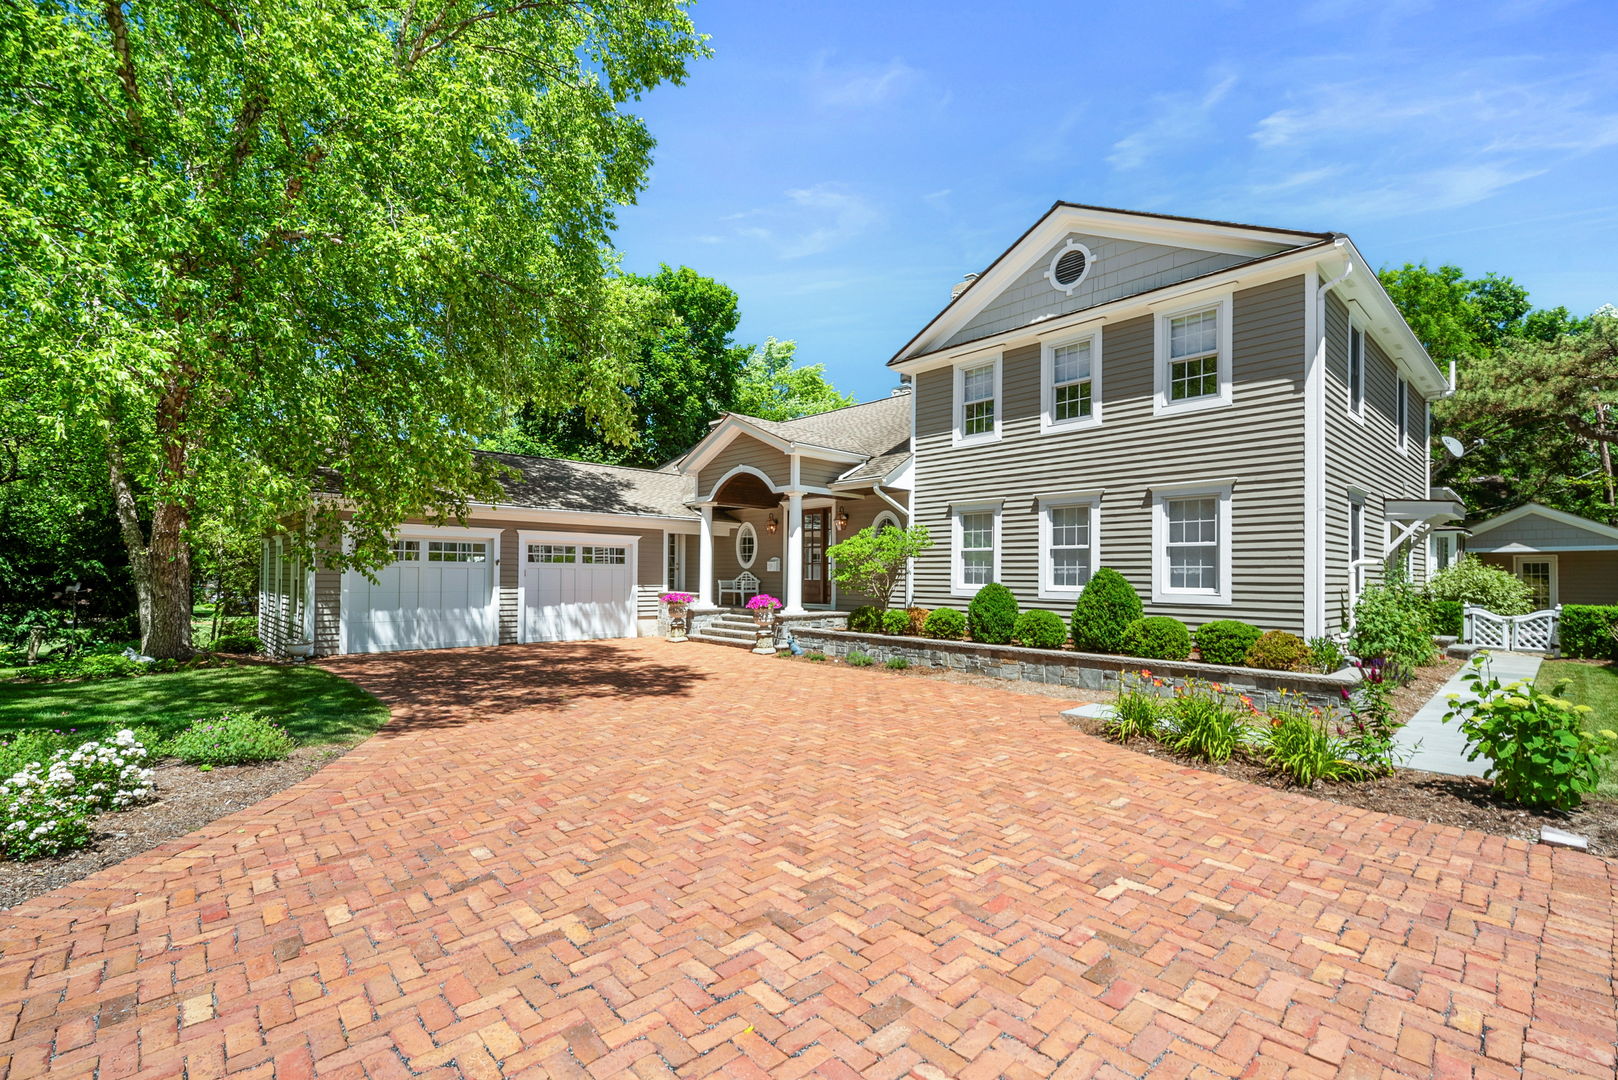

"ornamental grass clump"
[845,652,874,667]
[884,656,910,670]
[1161,679,1248,763]
[1256,698,1364,786]
[1104,670,1164,744]
[1442,659,1617,810]
[169,712,295,767]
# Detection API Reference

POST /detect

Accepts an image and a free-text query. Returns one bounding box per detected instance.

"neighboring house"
[262,201,1457,656]
[1463,502,1618,609]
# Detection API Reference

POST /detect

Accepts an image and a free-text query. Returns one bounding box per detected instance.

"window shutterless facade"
[1040,330,1101,431]
[1348,323,1366,419]
[954,357,1001,444]
[1038,494,1100,600]
[1151,482,1233,605]
[1154,295,1232,416]
[951,502,1001,594]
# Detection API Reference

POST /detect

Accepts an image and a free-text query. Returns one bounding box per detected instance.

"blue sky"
[612,0,1618,403]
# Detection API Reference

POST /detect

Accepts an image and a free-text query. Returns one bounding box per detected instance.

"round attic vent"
[1046,240,1094,295]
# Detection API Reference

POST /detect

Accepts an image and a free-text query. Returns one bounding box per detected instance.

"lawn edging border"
[788,626,1360,708]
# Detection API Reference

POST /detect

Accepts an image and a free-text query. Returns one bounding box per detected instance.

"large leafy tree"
[488,268,855,465]
[1378,264,1605,520]
[0,1,706,657]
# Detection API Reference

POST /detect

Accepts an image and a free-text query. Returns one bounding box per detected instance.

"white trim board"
[1467,502,1618,543]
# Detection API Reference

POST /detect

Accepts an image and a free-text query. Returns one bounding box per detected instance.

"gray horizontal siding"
[696,434,788,494]
[913,275,1310,634]
[1470,514,1618,551]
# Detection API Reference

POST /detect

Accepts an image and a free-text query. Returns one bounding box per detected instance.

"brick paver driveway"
[2,641,1615,1079]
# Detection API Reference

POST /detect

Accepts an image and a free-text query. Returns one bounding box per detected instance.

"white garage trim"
[517,529,642,643]
[339,525,503,654]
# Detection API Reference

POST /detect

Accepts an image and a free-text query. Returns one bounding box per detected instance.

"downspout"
[1310,246,1354,640]
[871,483,908,519]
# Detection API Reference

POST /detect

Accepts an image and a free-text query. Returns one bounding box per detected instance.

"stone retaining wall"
[786,627,1360,710]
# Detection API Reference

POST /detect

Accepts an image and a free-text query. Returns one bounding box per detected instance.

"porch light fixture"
[835,509,849,532]
[766,513,779,534]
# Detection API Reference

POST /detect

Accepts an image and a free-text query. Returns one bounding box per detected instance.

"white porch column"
[696,505,716,608]
[784,492,805,614]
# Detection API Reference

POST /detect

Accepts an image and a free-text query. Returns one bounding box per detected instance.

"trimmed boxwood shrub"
[1193,620,1262,666]
[1012,609,1067,649]
[847,607,882,634]
[923,608,966,640]
[967,583,1019,644]
[1561,605,1618,660]
[1245,630,1312,672]
[1069,568,1142,653]
[904,607,931,635]
[1124,616,1192,661]
[880,608,909,635]
[1425,599,1464,638]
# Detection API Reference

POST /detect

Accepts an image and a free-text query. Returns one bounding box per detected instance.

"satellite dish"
[1441,436,1465,459]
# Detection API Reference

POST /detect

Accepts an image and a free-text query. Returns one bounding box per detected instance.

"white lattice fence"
[1463,605,1560,651]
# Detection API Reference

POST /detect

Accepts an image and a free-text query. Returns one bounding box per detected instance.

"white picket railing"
[1463,604,1560,652]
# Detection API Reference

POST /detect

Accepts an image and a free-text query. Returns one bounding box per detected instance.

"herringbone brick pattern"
[0,640,1613,1079]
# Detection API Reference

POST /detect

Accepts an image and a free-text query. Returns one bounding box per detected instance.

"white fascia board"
[1332,237,1448,396]
[1468,502,1618,542]
[892,244,1329,377]
[465,502,702,533]
[676,415,796,476]
[895,205,1316,363]
[883,456,915,490]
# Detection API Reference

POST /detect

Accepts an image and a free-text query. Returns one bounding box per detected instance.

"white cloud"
[726,183,883,259]
[1108,73,1238,170]
[807,54,921,109]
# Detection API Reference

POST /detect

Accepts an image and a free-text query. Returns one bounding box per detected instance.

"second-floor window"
[1042,331,1101,431]
[1396,377,1409,452]
[1155,295,1231,416]
[956,359,999,442]
[1348,325,1366,418]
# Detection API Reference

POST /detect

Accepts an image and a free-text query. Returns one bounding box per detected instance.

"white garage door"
[523,541,635,642]
[345,538,497,653]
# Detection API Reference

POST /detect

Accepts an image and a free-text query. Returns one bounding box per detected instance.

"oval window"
[737,522,758,568]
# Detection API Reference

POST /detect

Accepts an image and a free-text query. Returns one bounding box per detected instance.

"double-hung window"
[1155,296,1231,415]
[1152,483,1232,604]
[1348,324,1366,419]
[1042,332,1101,430]
[955,359,999,443]
[952,503,1000,593]
[1038,495,1100,599]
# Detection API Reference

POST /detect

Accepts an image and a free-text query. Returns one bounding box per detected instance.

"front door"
[802,508,829,605]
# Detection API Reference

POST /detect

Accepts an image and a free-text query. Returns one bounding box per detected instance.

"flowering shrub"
[1255,696,1363,785]
[1,729,156,860]
[745,594,782,614]
[169,712,295,767]
[659,592,695,605]
[1442,659,1616,810]
[1161,679,1248,763]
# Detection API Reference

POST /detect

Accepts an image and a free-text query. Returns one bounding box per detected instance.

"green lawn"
[1539,659,1618,799]
[0,663,389,748]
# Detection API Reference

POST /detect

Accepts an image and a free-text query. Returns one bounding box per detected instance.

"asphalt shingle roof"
[477,452,698,519]
[732,394,912,466]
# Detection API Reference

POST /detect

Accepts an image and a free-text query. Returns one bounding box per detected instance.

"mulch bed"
[0,745,351,910]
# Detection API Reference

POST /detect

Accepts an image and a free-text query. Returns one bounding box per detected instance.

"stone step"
[696,625,762,643]
[689,632,762,650]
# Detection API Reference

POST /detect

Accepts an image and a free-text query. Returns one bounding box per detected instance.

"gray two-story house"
[888,202,1457,640]
[261,202,1457,655]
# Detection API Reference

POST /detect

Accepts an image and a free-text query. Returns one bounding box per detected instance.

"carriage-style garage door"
[344,536,498,654]
[522,535,636,643]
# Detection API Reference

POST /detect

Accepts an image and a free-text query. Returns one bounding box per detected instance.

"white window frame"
[1153,293,1233,417]
[1347,318,1367,423]
[1044,238,1095,296]
[1040,328,1103,432]
[666,532,686,591]
[1512,554,1559,610]
[1396,376,1409,454]
[950,501,1002,596]
[1151,481,1234,606]
[872,510,901,534]
[1429,531,1457,573]
[953,355,1002,446]
[735,521,758,569]
[1037,492,1102,601]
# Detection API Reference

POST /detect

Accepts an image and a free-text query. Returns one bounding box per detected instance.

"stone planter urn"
[746,595,782,654]
[660,593,694,642]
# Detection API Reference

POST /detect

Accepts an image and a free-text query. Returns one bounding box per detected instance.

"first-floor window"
[1431,531,1456,572]
[955,508,997,590]
[1154,484,1231,604]
[1349,497,1365,565]
[666,534,685,590]
[1041,499,1097,596]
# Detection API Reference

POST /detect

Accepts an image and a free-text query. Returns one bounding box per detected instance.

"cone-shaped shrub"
[967,583,1019,644]
[1070,568,1142,653]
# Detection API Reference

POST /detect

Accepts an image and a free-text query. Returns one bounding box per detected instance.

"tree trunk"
[107,444,195,660]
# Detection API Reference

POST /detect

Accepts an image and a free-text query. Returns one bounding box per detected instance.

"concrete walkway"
[1396,650,1545,777]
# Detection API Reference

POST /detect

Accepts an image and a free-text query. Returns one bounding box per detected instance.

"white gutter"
[871,483,908,519]
[1306,246,1354,639]
[870,481,915,607]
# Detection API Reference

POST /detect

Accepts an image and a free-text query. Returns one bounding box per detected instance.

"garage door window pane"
[429,541,487,563]
[581,546,627,565]
[391,540,420,562]
[529,544,576,563]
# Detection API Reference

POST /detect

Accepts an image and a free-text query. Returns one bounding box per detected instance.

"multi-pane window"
[529,544,575,563]
[1050,339,1094,422]
[1165,496,1219,592]
[581,546,627,565]
[736,523,757,567]
[959,511,994,587]
[1349,326,1365,416]
[428,541,487,562]
[961,362,996,438]
[1518,560,1553,609]
[391,540,420,562]
[1168,307,1220,402]
[1047,504,1093,589]
[1349,500,1364,565]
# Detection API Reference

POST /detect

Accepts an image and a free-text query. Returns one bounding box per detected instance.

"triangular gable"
[892,202,1329,363]
[1469,502,1618,545]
